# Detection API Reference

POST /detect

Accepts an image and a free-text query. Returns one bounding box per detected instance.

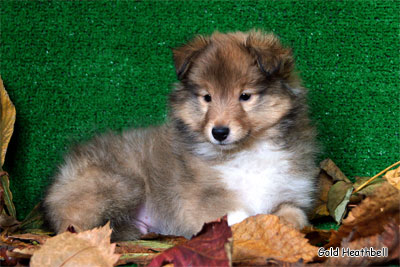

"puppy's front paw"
[227,210,249,226]
[274,204,308,229]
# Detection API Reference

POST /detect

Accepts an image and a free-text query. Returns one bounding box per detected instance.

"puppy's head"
[170,30,302,153]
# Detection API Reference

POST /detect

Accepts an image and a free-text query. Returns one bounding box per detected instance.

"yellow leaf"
[232,214,318,264]
[383,166,400,190]
[0,77,16,168]
[30,222,120,267]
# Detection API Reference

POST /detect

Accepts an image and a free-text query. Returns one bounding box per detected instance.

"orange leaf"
[232,214,318,264]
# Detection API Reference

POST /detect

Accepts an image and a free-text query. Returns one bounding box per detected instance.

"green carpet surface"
[1,0,399,219]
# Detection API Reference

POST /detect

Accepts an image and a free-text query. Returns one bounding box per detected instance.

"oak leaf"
[29,222,120,267]
[148,216,232,267]
[232,214,318,264]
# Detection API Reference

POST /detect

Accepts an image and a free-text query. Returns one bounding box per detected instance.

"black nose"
[212,127,230,142]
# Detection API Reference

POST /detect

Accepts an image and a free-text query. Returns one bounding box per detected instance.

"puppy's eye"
[239,93,251,101]
[203,94,212,102]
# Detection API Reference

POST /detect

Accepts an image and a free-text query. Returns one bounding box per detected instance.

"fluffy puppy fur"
[44,30,318,241]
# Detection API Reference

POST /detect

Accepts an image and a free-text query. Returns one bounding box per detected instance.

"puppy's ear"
[173,35,210,80]
[246,31,294,79]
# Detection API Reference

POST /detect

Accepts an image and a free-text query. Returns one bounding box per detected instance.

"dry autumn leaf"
[324,222,399,266]
[311,158,354,221]
[29,222,120,267]
[232,214,318,264]
[115,235,187,266]
[0,77,16,168]
[327,182,400,248]
[327,181,353,224]
[301,226,332,247]
[319,158,351,183]
[0,172,17,220]
[148,216,232,267]
[0,78,17,221]
[352,176,386,198]
[8,233,49,245]
[383,166,400,190]
[310,170,332,219]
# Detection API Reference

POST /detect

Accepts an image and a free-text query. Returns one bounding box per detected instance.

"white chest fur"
[213,141,312,225]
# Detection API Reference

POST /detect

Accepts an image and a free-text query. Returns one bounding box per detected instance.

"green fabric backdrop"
[1,0,399,219]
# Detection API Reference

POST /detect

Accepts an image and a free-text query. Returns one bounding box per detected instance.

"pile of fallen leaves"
[1,77,399,266]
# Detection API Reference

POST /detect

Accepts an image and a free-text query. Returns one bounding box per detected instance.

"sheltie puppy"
[44,30,318,241]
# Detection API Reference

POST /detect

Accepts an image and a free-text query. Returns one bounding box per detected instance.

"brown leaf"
[30,222,120,267]
[310,171,333,219]
[325,222,399,266]
[0,246,18,266]
[232,214,318,264]
[327,182,400,248]
[319,158,351,183]
[115,236,187,266]
[0,77,16,168]
[317,170,334,203]
[0,210,19,229]
[16,202,50,234]
[301,226,332,247]
[9,246,38,258]
[383,166,400,190]
[148,216,232,267]
[327,181,353,223]
[311,159,352,221]
[0,171,17,219]
[352,176,386,197]
[8,233,49,245]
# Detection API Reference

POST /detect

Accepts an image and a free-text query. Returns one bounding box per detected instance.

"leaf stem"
[353,161,400,194]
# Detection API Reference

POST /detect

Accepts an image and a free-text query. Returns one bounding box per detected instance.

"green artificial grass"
[0,0,399,220]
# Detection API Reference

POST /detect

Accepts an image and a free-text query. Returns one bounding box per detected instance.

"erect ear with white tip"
[172,35,210,80]
[246,31,294,80]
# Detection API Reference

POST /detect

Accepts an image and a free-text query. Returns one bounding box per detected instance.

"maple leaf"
[148,216,232,267]
[29,222,120,267]
[232,214,318,264]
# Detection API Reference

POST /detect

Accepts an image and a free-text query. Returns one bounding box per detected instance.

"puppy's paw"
[227,210,249,226]
[274,204,308,229]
